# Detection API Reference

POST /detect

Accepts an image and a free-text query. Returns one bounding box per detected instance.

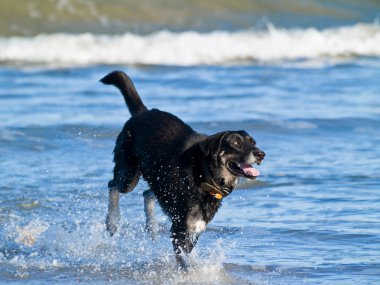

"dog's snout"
[254,150,265,161]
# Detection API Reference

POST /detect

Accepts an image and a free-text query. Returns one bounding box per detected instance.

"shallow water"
[1,62,379,284]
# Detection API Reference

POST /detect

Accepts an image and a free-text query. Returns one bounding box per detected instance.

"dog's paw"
[106,210,120,236]
[145,222,158,240]
[175,255,190,272]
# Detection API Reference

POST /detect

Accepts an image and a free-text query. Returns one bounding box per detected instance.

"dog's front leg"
[171,223,199,270]
[106,188,120,236]
[143,189,157,239]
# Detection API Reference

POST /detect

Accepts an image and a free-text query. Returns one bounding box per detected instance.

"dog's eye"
[231,140,242,147]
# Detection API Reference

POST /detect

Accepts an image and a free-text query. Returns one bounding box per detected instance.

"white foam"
[1,22,380,66]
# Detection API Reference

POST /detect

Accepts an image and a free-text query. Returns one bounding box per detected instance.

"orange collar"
[201,182,230,200]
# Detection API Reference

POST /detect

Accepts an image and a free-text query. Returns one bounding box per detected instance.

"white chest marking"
[194,220,206,233]
[187,218,206,234]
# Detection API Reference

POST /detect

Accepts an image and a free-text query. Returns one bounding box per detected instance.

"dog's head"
[199,131,265,184]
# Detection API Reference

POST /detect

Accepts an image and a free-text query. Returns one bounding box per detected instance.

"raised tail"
[100,71,147,116]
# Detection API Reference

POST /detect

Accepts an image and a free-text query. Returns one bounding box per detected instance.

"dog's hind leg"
[106,166,140,235]
[106,133,140,236]
[106,188,120,236]
[106,167,140,235]
[143,189,157,239]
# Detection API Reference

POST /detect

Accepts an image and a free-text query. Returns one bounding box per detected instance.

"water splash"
[15,220,49,247]
[1,212,232,284]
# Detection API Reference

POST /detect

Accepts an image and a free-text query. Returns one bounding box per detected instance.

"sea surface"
[1,1,380,285]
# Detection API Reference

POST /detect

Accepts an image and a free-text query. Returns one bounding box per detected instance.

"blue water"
[0,60,379,284]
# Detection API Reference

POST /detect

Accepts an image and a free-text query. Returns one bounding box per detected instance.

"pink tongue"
[242,164,260,177]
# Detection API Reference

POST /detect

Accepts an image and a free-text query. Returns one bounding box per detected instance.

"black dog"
[101,71,265,268]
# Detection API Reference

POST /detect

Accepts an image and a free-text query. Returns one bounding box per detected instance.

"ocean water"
[1,1,380,285]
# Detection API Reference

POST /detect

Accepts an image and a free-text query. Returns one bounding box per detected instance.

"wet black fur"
[101,71,264,265]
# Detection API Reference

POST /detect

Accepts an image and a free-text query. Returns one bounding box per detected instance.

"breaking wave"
[1,23,380,66]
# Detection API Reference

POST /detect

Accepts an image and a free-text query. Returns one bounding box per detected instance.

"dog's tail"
[100,71,147,116]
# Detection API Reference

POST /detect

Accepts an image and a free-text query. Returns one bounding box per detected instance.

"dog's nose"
[254,150,265,161]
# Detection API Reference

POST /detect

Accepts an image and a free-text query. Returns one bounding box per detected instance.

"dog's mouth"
[227,161,260,180]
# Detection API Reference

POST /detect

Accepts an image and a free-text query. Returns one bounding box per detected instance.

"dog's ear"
[199,131,230,157]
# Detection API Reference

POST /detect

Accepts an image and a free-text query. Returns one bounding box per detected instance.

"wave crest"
[1,23,380,66]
